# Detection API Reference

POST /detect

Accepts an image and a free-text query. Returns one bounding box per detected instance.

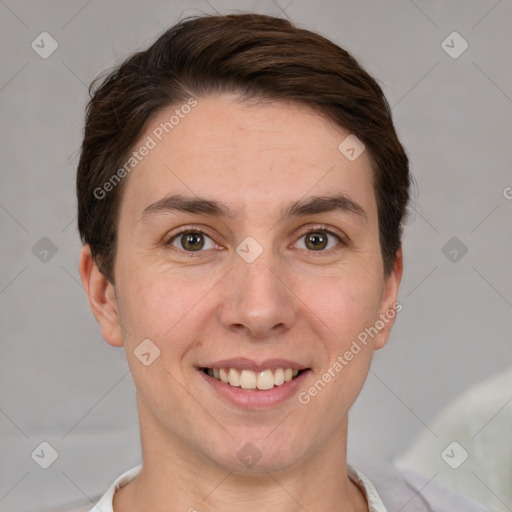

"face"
[81,94,402,473]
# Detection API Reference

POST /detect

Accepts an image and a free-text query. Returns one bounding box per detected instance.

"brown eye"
[180,232,204,251]
[169,230,216,252]
[295,229,343,252]
[305,232,328,250]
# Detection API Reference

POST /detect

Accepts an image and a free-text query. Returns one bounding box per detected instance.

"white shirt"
[395,367,512,511]
[89,464,387,512]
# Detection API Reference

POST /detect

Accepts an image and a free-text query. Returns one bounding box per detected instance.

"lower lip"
[199,369,310,410]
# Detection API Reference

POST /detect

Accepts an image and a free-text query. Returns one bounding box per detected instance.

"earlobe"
[374,248,404,350]
[79,245,124,347]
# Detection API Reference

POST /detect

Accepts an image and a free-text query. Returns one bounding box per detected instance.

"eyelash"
[165,224,347,256]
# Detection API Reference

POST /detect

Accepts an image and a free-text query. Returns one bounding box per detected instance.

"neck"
[114,405,368,512]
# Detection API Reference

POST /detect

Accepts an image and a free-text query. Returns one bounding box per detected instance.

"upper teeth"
[207,368,300,390]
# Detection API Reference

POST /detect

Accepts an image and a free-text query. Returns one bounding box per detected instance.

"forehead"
[119,94,377,221]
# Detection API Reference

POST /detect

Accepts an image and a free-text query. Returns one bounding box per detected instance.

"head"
[78,13,409,473]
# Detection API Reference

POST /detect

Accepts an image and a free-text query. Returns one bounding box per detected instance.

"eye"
[167,229,218,252]
[165,225,345,254]
[294,227,345,252]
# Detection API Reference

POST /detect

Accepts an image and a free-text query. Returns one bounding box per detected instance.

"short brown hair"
[77,13,410,283]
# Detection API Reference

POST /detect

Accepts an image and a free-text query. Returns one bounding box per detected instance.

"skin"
[80,94,403,512]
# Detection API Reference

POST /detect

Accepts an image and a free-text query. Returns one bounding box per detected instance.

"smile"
[202,367,303,391]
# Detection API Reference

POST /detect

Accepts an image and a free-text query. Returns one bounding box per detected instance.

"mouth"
[200,367,307,391]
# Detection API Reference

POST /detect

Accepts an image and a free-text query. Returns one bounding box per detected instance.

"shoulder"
[360,462,493,512]
[53,465,142,512]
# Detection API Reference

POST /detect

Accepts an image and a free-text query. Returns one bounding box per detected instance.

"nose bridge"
[220,236,296,337]
[238,247,279,297]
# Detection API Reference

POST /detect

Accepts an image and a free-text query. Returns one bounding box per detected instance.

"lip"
[201,357,308,372]
[199,367,311,410]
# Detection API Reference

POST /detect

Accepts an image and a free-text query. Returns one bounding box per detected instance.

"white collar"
[90,463,387,512]
[348,465,388,512]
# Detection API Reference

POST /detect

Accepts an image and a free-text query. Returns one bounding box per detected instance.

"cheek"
[116,272,200,401]
[301,269,383,343]
[116,260,219,370]
[297,275,381,411]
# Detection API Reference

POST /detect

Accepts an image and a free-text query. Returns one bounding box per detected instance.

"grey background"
[1,1,511,511]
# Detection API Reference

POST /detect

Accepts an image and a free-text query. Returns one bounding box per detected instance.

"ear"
[374,248,403,350]
[79,244,124,347]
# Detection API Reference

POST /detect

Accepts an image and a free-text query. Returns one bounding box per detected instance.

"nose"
[219,246,297,340]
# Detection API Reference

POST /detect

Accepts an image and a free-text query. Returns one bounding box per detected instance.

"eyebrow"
[139,193,367,223]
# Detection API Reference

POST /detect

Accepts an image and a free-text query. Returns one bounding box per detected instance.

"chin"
[204,434,306,474]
